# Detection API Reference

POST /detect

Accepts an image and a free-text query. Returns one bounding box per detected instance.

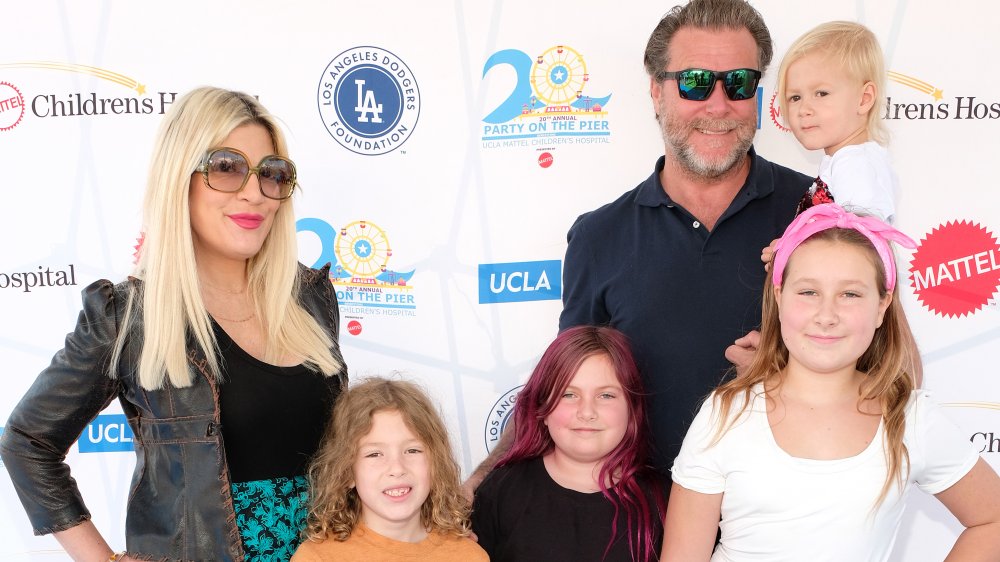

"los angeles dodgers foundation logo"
[484,385,524,453]
[317,46,421,155]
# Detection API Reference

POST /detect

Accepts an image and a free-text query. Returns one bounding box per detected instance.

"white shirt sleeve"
[907,390,980,495]
[821,142,898,223]
[671,395,726,494]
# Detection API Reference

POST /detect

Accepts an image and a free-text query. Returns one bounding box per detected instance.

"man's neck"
[659,152,751,231]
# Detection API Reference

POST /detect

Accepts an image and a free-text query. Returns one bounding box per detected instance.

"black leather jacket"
[1,264,347,562]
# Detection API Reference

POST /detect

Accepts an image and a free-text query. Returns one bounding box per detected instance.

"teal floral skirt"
[231,475,310,561]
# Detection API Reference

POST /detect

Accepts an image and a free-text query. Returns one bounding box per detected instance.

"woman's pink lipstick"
[228,213,264,229]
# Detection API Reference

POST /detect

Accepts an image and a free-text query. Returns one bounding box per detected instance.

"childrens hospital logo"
[769,70,999,131]
[879,71,995,122]
[908,220,1000,318]
[317,46,421,155]
[0,62,176,125]
[297,218,417,318]
[481,45,612,149]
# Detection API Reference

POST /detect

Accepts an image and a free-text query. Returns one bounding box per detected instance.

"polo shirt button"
[692,220,701,228]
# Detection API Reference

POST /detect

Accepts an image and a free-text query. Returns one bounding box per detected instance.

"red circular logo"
[347,320,362,336]
[0,82,26,131]
[537,152,553,168]
[769,91,790,133]
[908,220,1000,318]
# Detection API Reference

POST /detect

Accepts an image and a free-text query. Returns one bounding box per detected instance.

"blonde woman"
[1,87,347,562]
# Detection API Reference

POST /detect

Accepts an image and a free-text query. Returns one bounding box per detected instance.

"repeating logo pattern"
[297,218,417,318]
[908,220,1000,317]
[484,385,524,453]
[478,260,561,304]
[0,81,25,131]
[317,47,421,155]
[79,414,135,453]
[481,45,612,150]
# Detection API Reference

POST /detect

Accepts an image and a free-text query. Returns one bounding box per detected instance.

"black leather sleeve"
[0,279,121,535]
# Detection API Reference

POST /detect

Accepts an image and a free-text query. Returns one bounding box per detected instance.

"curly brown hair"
[302,377,472,542]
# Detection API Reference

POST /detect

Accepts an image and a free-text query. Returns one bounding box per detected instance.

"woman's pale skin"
[662,240,1000,561]
[54,123,287,561]
[189,123,297,365]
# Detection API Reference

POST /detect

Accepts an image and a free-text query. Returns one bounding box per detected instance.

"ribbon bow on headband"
[772,203,917,291]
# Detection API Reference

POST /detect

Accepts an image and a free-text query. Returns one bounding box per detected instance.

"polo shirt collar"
[636,146,772,208]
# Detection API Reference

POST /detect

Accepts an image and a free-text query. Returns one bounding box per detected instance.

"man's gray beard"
[659,112,756,179]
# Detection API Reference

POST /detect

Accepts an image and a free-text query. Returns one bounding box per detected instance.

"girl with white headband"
[662,204,1000,561]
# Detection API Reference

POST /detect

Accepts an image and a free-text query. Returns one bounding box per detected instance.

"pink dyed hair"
[498,325,664,561]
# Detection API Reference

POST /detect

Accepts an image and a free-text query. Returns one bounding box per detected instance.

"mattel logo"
[478,260,561,304]
[79,414,135,453]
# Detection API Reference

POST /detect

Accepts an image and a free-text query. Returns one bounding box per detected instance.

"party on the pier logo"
[297,218,416,318]
[481,45,612,150]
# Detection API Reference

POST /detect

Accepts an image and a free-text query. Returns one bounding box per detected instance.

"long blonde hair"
[304,378,472,542]
[712,228,919,506]
[109,86,342,389]
[777,21,889,145]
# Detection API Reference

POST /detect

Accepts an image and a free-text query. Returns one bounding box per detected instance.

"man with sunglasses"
[559,0,810,477]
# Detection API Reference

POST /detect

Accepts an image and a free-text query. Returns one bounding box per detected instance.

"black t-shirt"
[215,321,336,483]
[472,457,664,562]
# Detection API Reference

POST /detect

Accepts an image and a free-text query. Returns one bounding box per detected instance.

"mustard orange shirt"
[291,524,489,561]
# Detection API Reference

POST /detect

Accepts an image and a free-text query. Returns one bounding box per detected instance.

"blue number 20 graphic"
[482,48,611,124]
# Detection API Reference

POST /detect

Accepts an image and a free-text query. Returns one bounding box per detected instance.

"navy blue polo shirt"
[559,148,810,473]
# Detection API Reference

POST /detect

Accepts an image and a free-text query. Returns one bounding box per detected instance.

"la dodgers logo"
[317,46,421,155]
[484,385,524,453]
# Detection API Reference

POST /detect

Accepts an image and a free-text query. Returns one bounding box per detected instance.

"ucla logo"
[484,385,524,453]
[478,260,561,304]
[79,414,134,453]
[297,217,417,317]
[481,45,612,149]
[317,46,421,155]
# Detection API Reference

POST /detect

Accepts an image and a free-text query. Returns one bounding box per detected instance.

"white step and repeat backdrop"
[1,1,998,560]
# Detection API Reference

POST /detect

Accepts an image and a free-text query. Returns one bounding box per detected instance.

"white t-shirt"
[672,386,979,562]
[818,141,898,223]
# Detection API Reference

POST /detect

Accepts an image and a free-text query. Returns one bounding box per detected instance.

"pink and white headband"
[772,203,917,291]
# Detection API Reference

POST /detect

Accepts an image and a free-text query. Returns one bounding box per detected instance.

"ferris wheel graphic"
[529,45,588,105]
[334,220,392,277]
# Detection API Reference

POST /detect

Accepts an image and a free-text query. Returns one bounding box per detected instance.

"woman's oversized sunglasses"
[194,147,297,200]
